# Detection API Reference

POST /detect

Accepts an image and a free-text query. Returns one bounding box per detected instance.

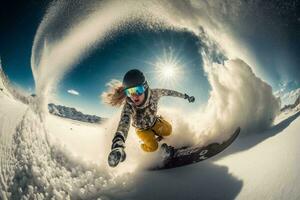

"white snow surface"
[1,74,300,200]
[0,81,132,200]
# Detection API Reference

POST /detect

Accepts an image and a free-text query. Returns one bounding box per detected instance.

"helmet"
[122,69,148,90]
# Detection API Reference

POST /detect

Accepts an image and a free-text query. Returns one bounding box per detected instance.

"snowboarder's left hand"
[108,132,126,167]
[108,147,126,167]
[184,94,195,103]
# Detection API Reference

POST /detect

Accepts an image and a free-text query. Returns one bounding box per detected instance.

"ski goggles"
[124,85,145,97]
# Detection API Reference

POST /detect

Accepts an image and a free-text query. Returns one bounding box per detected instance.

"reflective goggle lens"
[125,85,145,97]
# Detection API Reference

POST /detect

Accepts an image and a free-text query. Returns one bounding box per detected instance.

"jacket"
[116,88,186,140]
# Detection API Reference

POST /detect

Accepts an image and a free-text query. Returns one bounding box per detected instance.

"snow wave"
[28,0,280,164]
[192,58,280,145]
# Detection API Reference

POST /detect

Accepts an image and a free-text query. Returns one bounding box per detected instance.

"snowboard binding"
[160,143,175,158]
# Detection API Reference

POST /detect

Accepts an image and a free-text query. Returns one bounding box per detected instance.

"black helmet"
[122,69,148,89]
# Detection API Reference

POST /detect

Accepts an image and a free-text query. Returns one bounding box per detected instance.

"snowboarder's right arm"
[108,102,132,167]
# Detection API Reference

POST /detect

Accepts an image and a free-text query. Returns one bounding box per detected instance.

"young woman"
[103,69,195,167]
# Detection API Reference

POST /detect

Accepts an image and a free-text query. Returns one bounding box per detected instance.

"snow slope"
[108,110,300,200]
[45,114,106,162]
[0,86,27,199]
[1,73,300,199]
[216,111,300,200]
[0,77,131,200]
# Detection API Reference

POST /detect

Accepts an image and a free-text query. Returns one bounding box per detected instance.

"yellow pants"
[136,117,172,152]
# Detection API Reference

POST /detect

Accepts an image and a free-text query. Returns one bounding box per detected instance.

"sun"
[154,51,184,86]
[157,61,177,80]
[145,47,185,87]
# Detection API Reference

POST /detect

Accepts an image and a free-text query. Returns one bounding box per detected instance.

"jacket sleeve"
[154,88,186,99]
[115,102,132,141]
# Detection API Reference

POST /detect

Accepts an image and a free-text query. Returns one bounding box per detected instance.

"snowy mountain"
[281,95,300,112]
[1,62,104,124]
[48,103,104,123]
[0,64,30,105]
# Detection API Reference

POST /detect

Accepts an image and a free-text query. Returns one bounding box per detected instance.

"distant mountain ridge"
[281,95,300,112]
[48,103,104,123]
[1,61,105,124]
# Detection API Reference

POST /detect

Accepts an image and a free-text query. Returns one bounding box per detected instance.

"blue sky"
[1,1,299,117]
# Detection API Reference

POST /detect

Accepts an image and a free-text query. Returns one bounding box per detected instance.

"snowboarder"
[104,69,195,167]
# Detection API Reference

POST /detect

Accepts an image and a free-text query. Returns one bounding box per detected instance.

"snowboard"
[149,127,240,170]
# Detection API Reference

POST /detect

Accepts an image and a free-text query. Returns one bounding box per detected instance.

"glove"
[184,94,195,103]
[108,147,126,167]
[108,132,126,167]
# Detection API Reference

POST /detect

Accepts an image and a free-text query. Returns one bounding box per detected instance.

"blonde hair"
[101,79,126,107]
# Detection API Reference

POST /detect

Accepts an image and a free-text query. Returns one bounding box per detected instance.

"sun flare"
[154,53,184,86]
[157,62,177,80]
